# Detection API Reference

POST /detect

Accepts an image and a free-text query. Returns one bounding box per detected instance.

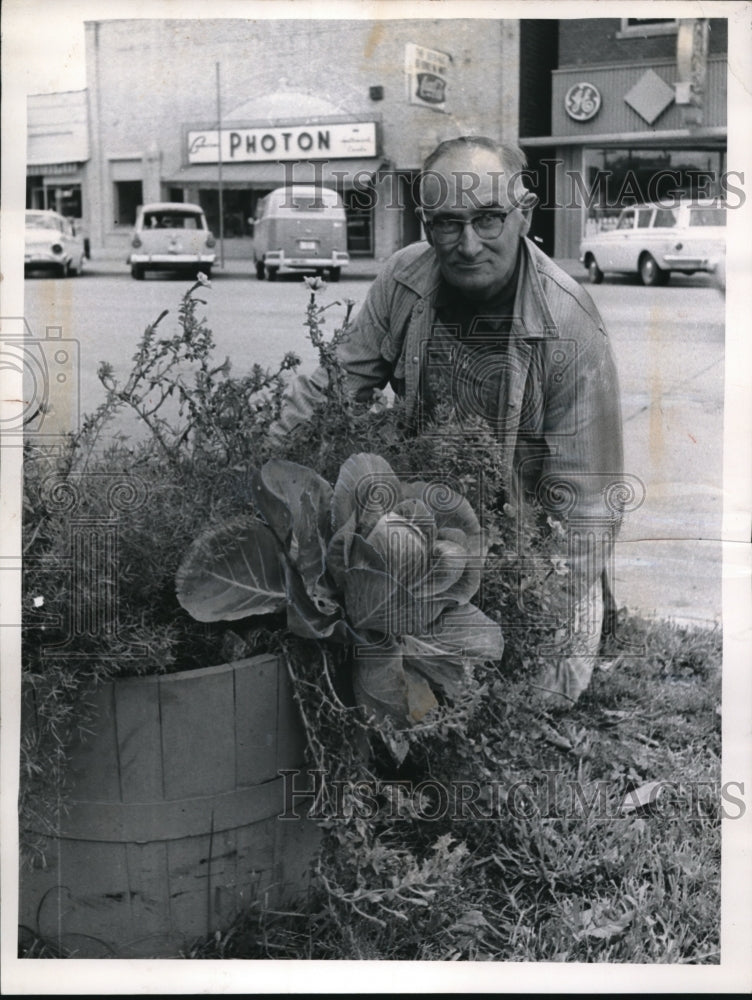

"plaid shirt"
[277,237,625,702]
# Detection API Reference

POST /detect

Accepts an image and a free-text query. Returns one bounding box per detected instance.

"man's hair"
[418,135,532,209]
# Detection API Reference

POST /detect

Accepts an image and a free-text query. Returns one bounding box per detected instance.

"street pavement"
[19,247,728,629]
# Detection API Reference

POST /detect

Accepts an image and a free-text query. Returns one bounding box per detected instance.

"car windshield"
[26,213,61,230]
[142,211,204,230]
[689,207,726,227]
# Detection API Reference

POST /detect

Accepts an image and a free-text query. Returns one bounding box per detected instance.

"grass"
[181,611,722,963]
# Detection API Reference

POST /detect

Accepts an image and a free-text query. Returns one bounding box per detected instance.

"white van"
[251,186,350,282]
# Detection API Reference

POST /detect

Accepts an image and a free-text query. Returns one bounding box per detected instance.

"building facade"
[518,17,728,259]
[79,18,520,259]
[27,90,89,222]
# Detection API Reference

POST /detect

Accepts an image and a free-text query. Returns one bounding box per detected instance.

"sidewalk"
[89,240,586,283]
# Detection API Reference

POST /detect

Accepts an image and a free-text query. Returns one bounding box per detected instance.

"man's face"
[421,147,529,302]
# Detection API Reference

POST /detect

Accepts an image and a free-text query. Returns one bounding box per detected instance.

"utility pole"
[216,62,225,268]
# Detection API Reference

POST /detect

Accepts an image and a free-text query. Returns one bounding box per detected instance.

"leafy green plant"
[175,451,502,759]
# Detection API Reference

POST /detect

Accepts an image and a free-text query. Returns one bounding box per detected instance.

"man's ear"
[518,191,538,238]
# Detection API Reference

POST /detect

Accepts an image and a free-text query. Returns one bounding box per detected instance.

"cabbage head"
[176,453,503,737]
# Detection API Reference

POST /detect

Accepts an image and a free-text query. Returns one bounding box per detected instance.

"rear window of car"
[142,211,205,230]
[689,207,726,227]
[653,208,678,227]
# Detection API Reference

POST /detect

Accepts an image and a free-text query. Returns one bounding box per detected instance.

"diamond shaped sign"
[623,69,675,125]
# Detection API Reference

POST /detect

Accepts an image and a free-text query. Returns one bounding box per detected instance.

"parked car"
[128,202,216,280]
[24,210,87,277]
[251,185,349,281]
[579,199,726,286]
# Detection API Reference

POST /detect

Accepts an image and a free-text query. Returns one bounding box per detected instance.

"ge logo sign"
[564,81,602,122]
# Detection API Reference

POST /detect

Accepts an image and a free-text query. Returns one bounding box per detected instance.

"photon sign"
[187,122,377,163]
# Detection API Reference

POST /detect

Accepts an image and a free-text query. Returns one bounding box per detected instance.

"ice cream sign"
[405,43,451,112]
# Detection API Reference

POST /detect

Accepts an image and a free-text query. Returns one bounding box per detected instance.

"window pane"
[627,18,675,26]
[637,209,653,228]
[653,209,678,227]
[689,208,726,227]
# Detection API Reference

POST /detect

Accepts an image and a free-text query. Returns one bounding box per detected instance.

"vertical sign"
[405,43,451,112]
[676,18,709,124]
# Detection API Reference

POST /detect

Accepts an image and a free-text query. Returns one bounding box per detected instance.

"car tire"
[266,267,278,282]
[329,267,341,283]
[255,259,265,280]
[639,253,669,287]
[131,264,145,280]
[587,257,604,284]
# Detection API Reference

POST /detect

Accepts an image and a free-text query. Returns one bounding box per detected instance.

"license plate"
[297,241,317,251]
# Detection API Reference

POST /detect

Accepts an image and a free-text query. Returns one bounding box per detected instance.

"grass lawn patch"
[187,612,722,963]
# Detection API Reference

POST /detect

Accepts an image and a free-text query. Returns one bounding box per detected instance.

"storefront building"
[518,18,728,259]
[27,90,89,226]
[81,18,521,259]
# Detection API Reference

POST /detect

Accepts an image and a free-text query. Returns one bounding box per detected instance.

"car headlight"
[51,243,63,254]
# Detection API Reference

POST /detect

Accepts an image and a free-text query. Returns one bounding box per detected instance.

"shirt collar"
[391,237,560,340]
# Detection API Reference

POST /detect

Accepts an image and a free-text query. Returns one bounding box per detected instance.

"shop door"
[343,187,374,256]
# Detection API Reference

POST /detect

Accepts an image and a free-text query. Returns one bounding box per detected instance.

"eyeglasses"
[421,197,537,245]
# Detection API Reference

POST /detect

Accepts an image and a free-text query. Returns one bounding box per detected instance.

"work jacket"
[277,237,626,701]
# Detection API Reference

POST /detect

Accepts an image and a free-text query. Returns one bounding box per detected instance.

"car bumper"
[128,254,216,267]
[24,252,67,269]
[661,255,717,272]
[263,251,349,271]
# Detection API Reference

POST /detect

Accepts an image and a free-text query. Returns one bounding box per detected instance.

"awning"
[27,162,85,176]
[164,157,387,187]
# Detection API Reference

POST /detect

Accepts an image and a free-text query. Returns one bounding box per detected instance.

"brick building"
[78,18,520,259]
[518,17,728,258]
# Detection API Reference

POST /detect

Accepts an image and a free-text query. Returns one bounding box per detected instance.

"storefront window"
[198,188,255,238]
[46,185,83,218]
[582,147,724,236]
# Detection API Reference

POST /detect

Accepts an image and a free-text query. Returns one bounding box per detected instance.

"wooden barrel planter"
[19,654,321,958]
